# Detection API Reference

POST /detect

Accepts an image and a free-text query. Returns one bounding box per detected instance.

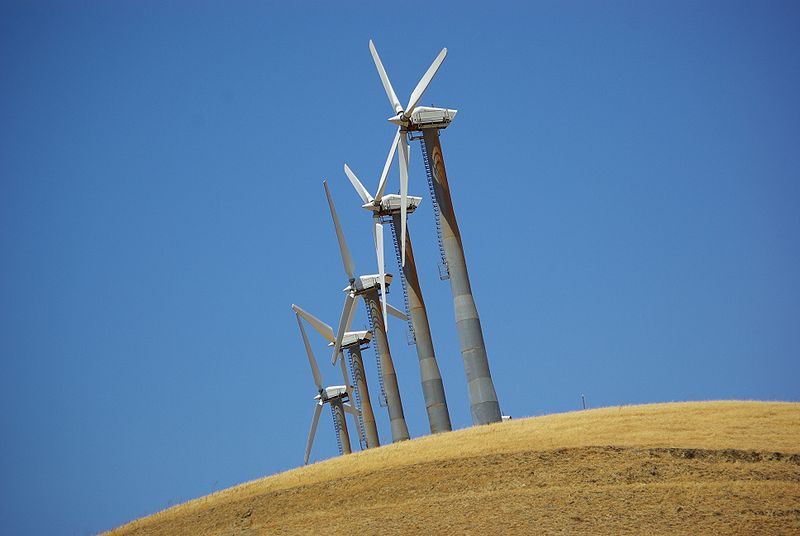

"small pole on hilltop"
[581,394,586,410]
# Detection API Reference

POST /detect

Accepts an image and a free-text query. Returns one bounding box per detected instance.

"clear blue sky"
[2,1,798,534]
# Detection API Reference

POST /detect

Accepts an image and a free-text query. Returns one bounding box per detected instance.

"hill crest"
[107,400,800,535]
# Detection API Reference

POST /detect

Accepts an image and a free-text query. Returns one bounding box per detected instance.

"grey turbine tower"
[292,303,381,450]
[324,180,411,442]
[294,312,360,464]
[368,40,502,425]
[343,152,452,434]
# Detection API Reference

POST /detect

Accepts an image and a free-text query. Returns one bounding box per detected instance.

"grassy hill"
[106,401,800,535]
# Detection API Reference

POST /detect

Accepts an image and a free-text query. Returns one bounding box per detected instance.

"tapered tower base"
[364,288,410,442]
[330,398,352,455]
[390,213,452,434]
[421,128,502,426]
[347,345,380,448]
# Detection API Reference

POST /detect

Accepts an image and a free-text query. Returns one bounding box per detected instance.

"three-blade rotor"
[368,39,447,123]
[340,159,411,335]
[294,304,362,464]
[342,128,401,315]
[343,130,400,210]
[325,179,401,358]
[368,39,447,267]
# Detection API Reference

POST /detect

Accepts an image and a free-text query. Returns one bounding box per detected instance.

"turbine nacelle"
[362,194,422,216]
[387,106,458,130]
[344,273,394,294]
[327,330,372,349]
[315,385,348,402]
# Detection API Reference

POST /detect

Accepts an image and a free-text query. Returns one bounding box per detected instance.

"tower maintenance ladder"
[365,303,389,408]
[382,215,416,345]
[347,348,367,450]
[418,136,450,280]
[331,404,344,456]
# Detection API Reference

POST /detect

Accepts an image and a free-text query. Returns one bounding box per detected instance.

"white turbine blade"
[345,293,359,331]
[332,292,356,364]
[304,401,323,465]
[343,403,361,416]
[405,47,448,117]
[369,39,403,115]
[386,302,408,321]
[296,313,323,390]
[344,164,373,205]
[374,129,400,203]
[338,350,349,383]
[374,222,388,333]
[338,354,357,414]
[324,180,355,280]
[292,304,334,343]
[398,132,410,266]
[338,353,352,392]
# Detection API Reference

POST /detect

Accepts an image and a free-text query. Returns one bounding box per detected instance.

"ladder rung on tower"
[383,215,416,345]
[331,404,344,456]
[347,349,367,450]
[365,308,388,408]
[418,136,450,280]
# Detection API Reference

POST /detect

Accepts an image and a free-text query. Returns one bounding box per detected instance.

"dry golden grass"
[107,401,800,535]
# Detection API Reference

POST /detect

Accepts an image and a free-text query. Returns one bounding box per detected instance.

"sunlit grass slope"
[107,401,800,535]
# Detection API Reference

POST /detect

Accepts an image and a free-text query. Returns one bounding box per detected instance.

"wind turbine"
[294,312,360,465]
[367,39,449,268]
[292,303,380,449]
[324,179,411,443]
[343,159,452,434]
[368,40,502,426]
